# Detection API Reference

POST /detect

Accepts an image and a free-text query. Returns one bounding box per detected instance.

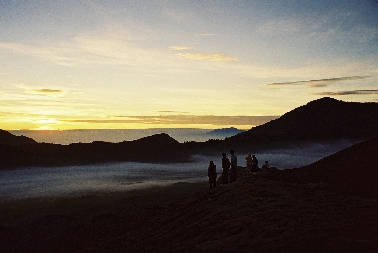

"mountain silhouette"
[75,136,378,253]
[0,129,36,146]
[1,97,378,168]
[0,133,187,169]
[206,127,244,136]
[225,97,378,146]
[267,135,378,197]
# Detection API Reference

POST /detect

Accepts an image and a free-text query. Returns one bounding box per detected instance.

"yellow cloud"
[65,115,279,126]
[176,53,238,62]
[34,89,63,93]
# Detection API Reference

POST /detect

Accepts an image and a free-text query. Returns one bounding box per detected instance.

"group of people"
[207,150,238,189]
[244,154,270,173]
[207,150,271,189]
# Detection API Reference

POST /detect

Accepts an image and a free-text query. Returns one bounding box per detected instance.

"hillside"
[89,136,378,253]
[225,97,378,146]
[2,97,378,168]
[0,129,36,146]
[0,133,189,169]
[267,135,378,197]
[206,127,245,136]
[2,137,377,253]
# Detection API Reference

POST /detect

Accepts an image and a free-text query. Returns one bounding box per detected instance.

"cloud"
[315,90,378,96]
[65,115,279,126]
[0,42,76,66]
[265,76,369,87]
[0,37,167,68]
[157,110,190,114]
[176,53,238,62]
[17,85,66,97]
[34,89,63,93]
[169,46,192,51]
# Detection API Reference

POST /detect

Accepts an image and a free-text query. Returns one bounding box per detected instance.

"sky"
[1,0,377,130]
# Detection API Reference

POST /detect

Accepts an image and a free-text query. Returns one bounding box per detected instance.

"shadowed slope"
[268,136,378,197]
[0,129,36,146]
[226,97,378,145]
[1,137,377,252]
[0,133,188,169]
[86,137,378,253]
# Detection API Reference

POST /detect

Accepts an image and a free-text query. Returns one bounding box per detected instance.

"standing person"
[221,153,230,185]
[207,161,217,189]
[245,154,253,173]
[230,150,237,182]
[251,155,259,172]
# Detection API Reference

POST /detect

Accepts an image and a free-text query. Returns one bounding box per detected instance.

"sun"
[34,125,56,130]
[33,118,60,130]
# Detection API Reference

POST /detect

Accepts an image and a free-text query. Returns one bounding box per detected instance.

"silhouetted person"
[230,150,237,182]
[207,160,217,189]
[245,153,253,173]
[251,155,259,172]
[262,160,270,169]
[221,152,230,185]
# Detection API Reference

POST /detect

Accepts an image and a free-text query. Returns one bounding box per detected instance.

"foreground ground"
[1,165,377,253]
[2,137,378,252]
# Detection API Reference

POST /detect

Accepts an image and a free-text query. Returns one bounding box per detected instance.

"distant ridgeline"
[267,135,378,197]
[1,97,378,169]
[205,127,245,136]
[223,97,378,147]
[0,130,36,146]
[0,132,189,169]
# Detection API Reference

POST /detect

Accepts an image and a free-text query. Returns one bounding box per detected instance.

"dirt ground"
[2,137,378,252]
[1,165,377,253]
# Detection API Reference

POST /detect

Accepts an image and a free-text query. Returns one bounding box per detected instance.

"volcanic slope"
[225,97,378,146]
[86,136,378,253]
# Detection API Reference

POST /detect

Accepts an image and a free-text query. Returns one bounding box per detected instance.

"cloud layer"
[265,76,369,87]
[315,90,378,96]
[65,115,279,127]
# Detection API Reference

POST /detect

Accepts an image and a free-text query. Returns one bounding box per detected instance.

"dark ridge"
[2,97,378,168]
[0,133,188,169]
[2,126,378,253]
[82,137,378,253]
[267,136,378,197]
[127,132,180,147]
[205,127,244,136]
[0,129,36,146]
[224,97,378,147]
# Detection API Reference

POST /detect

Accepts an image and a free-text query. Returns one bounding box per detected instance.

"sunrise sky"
[1,0,377,130]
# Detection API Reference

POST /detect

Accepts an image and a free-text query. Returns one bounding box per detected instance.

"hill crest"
[227,97,378,144]
[0,129,36,146]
